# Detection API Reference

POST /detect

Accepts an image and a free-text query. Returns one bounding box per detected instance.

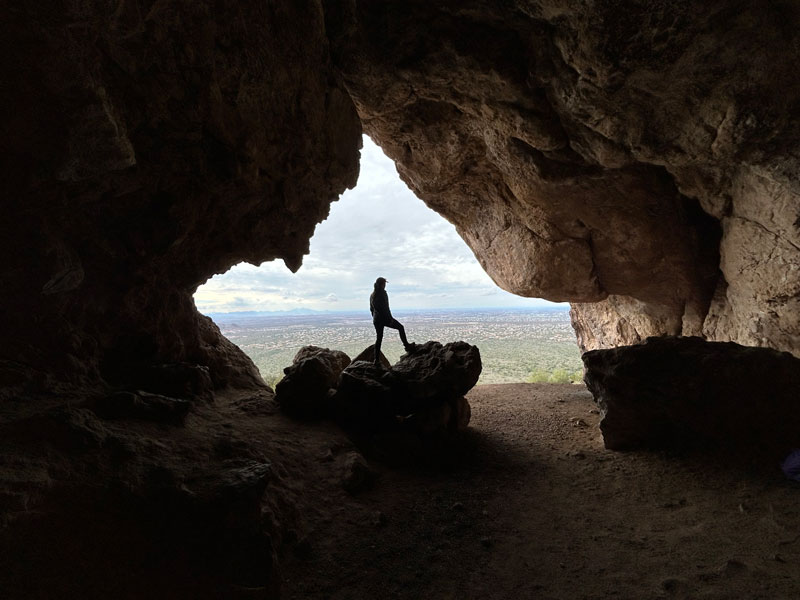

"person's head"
[375,276,387,290]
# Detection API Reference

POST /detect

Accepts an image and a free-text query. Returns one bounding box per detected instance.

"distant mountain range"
[202,305,569,318]
[203,308,326,317]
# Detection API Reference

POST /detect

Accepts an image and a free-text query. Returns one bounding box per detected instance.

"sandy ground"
[278,383,800,600]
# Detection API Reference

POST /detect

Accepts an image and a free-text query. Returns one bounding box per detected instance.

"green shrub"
[527,367,584,384]
[527,368,550,383]
[263,373,283,389]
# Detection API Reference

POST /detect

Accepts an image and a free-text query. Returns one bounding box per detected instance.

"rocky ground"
[3,381,800,599]
[280,383,800,600]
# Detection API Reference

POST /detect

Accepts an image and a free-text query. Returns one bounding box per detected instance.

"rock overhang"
[1,0,799,396]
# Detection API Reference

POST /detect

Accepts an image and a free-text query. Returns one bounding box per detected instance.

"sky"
[194,137,562,314]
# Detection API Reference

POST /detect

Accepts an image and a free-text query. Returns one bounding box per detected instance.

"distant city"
[207,307,584,386]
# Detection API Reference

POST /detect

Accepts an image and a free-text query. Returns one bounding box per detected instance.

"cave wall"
[3,3,800,595]
[326,0,800,356]
[3,0,800,398]
[1,0,361,393]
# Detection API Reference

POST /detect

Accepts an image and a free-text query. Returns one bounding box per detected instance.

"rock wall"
[1,0,361,393]
[3,2,800,597]
[4,1,799,393]
[326,0,800,356]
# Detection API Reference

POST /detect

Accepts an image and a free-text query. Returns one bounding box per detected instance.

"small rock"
[352,345,392,369]
[722,559,748,576]
[570,417,589,427]
[480,537,492,548]
[451,502,465,512]
[205,460,272,503]
[340,451,374,494]
[372,511,388,527]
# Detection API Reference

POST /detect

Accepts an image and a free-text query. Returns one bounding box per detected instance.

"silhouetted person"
[370,277,414,366]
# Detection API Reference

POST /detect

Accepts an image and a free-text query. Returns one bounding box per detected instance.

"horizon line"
[201,305,571,316]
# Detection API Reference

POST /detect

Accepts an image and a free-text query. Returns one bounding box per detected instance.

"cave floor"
[280,383,800,600]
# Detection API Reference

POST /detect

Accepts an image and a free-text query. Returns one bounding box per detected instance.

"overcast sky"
[194,137,562,314]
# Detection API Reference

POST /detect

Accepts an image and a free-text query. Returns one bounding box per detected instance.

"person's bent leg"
[388,318,411,349]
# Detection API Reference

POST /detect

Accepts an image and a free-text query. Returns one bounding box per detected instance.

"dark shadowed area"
[2,0,800,597]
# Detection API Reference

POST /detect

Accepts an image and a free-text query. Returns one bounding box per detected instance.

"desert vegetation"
[209,307,583,385]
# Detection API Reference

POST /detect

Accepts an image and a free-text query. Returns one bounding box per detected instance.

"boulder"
[292,346,351,373]
[275,346,351,420]
[332,360,398,431]
[352,344,392,369]
[334,341,480,434]
[583,336,800,456]
[390,341,482,405]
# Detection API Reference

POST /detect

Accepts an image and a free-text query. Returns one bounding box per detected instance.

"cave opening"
[4,1,800,597]
[194,136,580,387]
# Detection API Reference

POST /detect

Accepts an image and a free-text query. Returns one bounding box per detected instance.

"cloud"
[195,136,563,313]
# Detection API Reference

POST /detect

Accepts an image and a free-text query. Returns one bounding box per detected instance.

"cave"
[2,1,800,598]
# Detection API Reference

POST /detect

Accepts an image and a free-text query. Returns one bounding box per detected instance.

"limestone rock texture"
[1,0,361,394]
[326,0,800,356]
[583,336,800,456]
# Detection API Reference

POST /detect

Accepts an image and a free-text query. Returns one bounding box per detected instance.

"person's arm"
[381,290,392,319]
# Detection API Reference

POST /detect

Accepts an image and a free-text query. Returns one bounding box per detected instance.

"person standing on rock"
[370,277,415,367]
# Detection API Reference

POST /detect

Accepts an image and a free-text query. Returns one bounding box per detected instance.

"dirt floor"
[278,383,800,600]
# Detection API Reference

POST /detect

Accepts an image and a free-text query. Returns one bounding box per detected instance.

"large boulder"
[275,346,351,419]
[583,336,800,457]
[334,341,481,434]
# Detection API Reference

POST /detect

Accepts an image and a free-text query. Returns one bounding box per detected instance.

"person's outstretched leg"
[373,323,384,366]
